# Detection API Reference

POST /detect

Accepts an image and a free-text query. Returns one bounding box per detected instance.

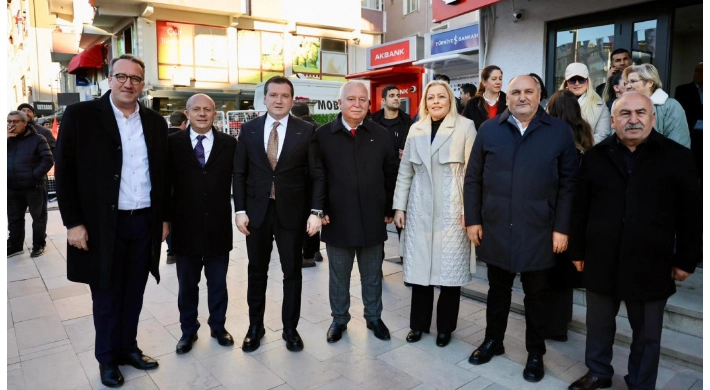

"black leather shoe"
[523,353,545,383]
[468,339,504,365]
[326,322,347,343]
[241,325,265,352]
[302,257,316,268]
[282,328,304,351]
[118,352,159,370]
[99,364,124,388]
[568,372,612,390]
[176,333,198,354]
[366,319,391,340]
[546,334,568,342]
[406,330,423,343]
[436,332,451,347]
[314,251,324,261]
[211,329,235,346]
[30,246,45,257]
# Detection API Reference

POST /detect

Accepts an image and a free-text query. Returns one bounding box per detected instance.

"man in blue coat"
[463,75,578,383]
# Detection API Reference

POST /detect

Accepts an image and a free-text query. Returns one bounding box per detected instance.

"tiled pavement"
[6,209,703,389]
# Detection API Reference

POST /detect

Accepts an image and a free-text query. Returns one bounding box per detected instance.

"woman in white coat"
[393,80,477,347]
[560,62,612,144]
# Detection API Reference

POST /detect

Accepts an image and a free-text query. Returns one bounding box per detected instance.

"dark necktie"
[195,135,206,167]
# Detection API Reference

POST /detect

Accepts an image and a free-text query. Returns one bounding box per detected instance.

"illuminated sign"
[367,37,419,70]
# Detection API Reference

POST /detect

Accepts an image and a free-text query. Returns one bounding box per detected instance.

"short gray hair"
[109,54,146,77]
[339,81,369,101]
[7,110,28,122]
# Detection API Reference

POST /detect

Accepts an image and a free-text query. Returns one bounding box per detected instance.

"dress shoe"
[468,338,504,365]
[314,251,324,261]
[166,255,176,264]
[211,329,234,346]
[326,322,347,343]
[242,325,265,352]
[568,372,612,390]
[523,353,545,383]
[436,332,452,347]
[545,334,568,342]
[406,329,424,342]
[176,333,198,354]
[99,364,124,388]
[30,245,45,257]
[302,257,316,268]
[118,352,159,370]
[366,319,391,340]
[282,328,304,351]
[7,247,23,257]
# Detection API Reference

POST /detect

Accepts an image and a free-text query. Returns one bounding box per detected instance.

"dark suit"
[55,91,168,364]
[674,82,703,175]
[233,114,323,329]
[167,127,236,334]
[297,115,323,259]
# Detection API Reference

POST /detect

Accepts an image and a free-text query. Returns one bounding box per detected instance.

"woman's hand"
[394,210,406,229]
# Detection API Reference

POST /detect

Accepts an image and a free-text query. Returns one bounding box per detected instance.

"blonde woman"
[393,80,477,347]
[560,63,612,144]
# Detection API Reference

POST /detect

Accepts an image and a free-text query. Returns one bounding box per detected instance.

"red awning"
[67,44,104,74]
[346,65,424,81]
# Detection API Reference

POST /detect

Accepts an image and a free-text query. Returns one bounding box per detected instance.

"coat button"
[436,212,440,217]
[113,174,119,180]
[111,205,116,210]
[117,146,121,151]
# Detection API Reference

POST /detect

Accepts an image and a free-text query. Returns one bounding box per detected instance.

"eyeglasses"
[624,79,642,86]
[112,73,144,85]
[7,119,23,124]
[567,77,588,85]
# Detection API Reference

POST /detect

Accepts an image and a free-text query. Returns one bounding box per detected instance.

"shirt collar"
[265,114,289,130]
[341,116,363,131]
[109,94,140,119]
[189,127,213,141]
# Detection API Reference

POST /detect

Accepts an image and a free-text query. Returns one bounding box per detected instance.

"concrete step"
[461,262,703,369]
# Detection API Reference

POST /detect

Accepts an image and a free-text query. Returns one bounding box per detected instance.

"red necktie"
[350,128,357,137]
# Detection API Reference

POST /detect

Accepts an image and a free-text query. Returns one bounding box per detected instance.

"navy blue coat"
[464,108,578,273]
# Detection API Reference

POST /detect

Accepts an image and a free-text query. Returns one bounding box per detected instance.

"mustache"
[624,124,644,131]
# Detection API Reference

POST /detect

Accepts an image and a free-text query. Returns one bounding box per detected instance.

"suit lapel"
[412,120,432,173]
[250,116,272,170]
[139,105,154,151]
[180,129,203,169]
[206,130,225,166]
[430,115,456,156]
[96,93,121,145]
[275,116,301,170]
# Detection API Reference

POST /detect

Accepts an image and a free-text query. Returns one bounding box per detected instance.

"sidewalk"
[7,209,703,390]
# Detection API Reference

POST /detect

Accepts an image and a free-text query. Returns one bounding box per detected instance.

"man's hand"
[7,129,18,138]
[306,215,322,237]
[322,215,330,226]
[394,210,406,229]
[235,214,250,236]
[672,267,691,282]
[572,260,584,272]
[384,216,394,224]
[162,222,169,242]
[67,225,89,251]
[606,66,618,79]
[399,149,404,159]
[552,231,568,254]
[467,224,483,246]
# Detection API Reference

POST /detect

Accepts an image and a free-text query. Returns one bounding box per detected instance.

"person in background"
[7,110,53,258]
[459,83,478,114]
[18,103,56,155]
[529,73,549,108]
[165,110,188,265]
[42,120,53,130]
[595,48,633,97]
[393,80,476,348]
[623,63,691,149]
[674,62,703,176]
[560,63,612,144]
[601,72,627,111]
[567,92,700,390]
[290,102,322,268]
[462,65,506,130]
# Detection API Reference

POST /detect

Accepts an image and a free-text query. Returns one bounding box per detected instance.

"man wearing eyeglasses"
[55,54,169,388]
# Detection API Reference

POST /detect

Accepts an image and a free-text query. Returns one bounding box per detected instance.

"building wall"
[384,0,479,41]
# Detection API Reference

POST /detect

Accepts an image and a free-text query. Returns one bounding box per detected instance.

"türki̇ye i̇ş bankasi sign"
[430,24,480,55]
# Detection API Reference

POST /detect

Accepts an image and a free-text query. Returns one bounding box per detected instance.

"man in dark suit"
[233,76,324,353]
[675,62,703,176]
[165,110,188,264]
[310,81,399,343]
[167,94,237,354]
[567,92,701,390]
[55,54,168,388]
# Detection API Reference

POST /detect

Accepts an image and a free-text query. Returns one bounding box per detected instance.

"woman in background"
[462,65,506,129]
[601,72,627,110]
[560,62,612,144]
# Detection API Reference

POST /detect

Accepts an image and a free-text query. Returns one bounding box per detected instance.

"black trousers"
[246,200,304,329]
[690,128,702,177]
[7,185,47,250]
[90,211,151,364]
[585,291,666,390]
[410,284,461,333]
[302,231,320,259]
[176,253,229,335]
[485,264,550,354]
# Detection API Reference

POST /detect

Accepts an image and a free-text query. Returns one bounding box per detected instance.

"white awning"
[413,53,477,69]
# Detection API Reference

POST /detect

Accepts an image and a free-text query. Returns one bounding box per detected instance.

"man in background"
[459,84,478,114]
[595,48,633,97]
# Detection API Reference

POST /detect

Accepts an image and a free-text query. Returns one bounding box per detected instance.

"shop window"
[362,0,382,11]
[291,36,348,81]
[404,0,419,15]
[237,30,284,84]
[553,24,614,91]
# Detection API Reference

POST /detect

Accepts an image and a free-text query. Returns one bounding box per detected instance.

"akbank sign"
[429,24,480,56]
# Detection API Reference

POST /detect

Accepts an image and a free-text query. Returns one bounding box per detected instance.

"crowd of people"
[8,51,701,390]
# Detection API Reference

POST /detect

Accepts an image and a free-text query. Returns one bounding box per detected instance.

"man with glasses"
[595,48,633,97]
[55,54,169,388]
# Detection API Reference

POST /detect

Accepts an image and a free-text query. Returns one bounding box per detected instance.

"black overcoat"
[310,114,399,247]
[55,92,168,289]
[569,130,701,301]
[462,92,508,130]
[167,127,236,256]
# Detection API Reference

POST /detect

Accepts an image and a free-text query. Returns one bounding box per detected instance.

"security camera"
[513,10,523,22]
[410,86,417,93]
[352,37,361,45]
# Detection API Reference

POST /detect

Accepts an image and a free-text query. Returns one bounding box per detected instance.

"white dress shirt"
[509,114,528,135]
[190,128,214,161]
[110,96,152,210]
[263,114,289,158]
[341,117,363,132]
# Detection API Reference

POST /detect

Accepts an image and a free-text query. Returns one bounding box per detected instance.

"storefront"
[346,36,425,117]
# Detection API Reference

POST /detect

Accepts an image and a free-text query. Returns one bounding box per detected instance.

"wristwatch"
[310,210,324,218]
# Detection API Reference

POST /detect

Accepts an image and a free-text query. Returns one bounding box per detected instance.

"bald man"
[166,93,237,354]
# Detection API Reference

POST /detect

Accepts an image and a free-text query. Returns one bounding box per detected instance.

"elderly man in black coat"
[310,81,399,343]
[464,75,578,383]
[567,92,701,390]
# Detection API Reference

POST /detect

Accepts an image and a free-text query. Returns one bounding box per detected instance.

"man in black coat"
[310,81,399,343]
[165,110,188,264]
[674,62,703,176]
[167,94,237,354]
[55,54,168,388]
[7,110,53,257]
[18,103,56,155]
[233,76,324,353]
[464,75,578,383]
[567,92,701,390]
